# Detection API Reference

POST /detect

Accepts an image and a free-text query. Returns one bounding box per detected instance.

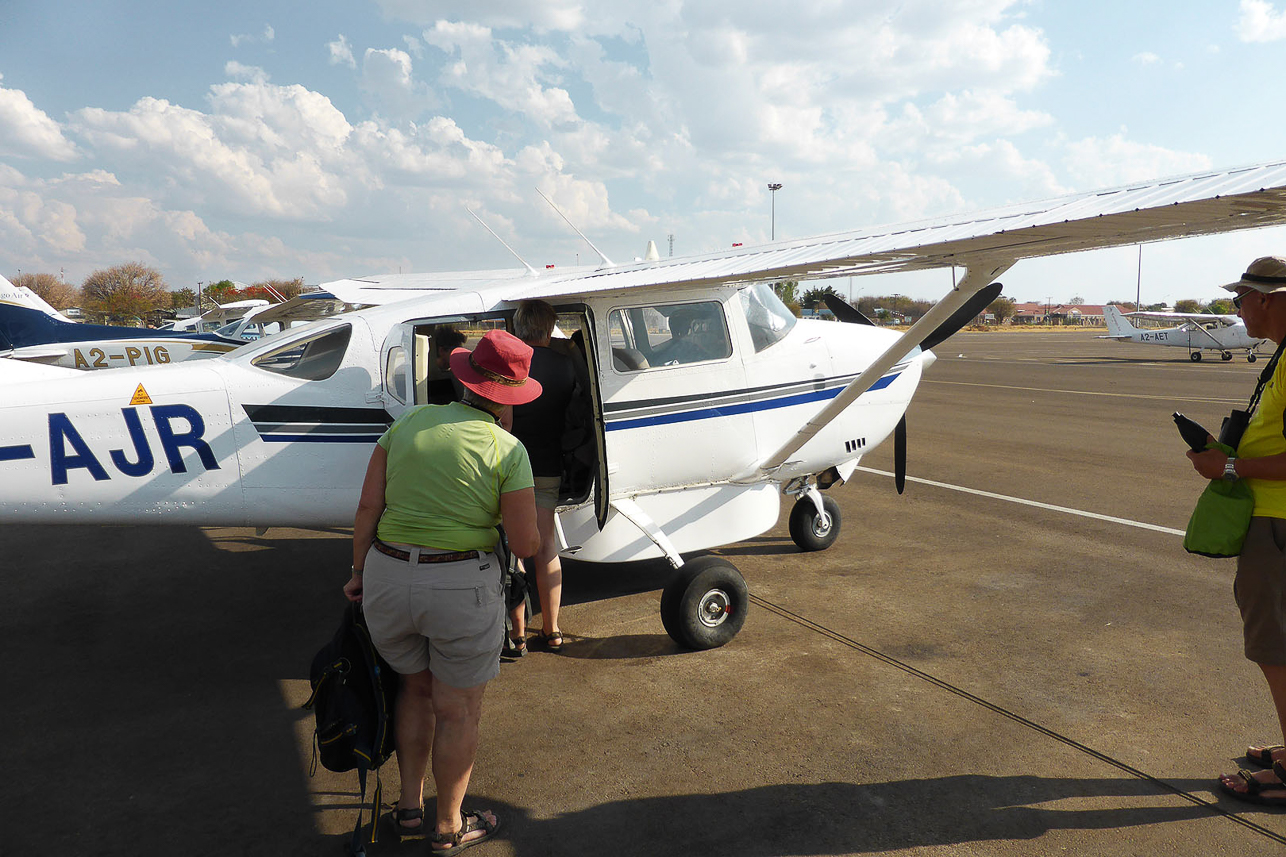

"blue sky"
[4,0,1286,306]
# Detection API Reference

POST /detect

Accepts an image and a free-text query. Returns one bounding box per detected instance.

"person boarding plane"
[1101,304,1268,362]
[6,162,1286,651]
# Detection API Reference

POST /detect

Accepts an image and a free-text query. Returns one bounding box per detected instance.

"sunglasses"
[1234,291,1254,309]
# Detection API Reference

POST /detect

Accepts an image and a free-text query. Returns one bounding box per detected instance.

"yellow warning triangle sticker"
[129,384,152,406]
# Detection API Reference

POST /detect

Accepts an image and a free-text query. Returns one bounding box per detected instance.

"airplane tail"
[0,274,75,322]
[1102,305,1136,339]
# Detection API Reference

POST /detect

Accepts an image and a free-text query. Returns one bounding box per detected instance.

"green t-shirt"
[376,401,534,551]
[1240,354,1286,519]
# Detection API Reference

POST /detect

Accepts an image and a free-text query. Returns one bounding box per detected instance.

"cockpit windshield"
[739,282,797,352]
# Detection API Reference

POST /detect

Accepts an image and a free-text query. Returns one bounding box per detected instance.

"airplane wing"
[501,160,1286,302]
[331,161,1286,474]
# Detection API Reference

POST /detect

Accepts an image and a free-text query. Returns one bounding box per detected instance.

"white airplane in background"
[0,276,244,369]
[6,161,1286,650]
[1101,304,1268,362]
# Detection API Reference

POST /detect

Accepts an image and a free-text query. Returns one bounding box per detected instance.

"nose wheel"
[789,494,842,552]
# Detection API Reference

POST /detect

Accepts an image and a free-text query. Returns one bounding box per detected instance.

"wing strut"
[758,262,1012,473]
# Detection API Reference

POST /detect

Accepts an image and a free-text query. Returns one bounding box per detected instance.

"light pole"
[768,183,782,240]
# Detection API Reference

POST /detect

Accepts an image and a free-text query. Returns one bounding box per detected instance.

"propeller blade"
[920,282,1004,350]
[894,415,907,495]
[822,294,876,325]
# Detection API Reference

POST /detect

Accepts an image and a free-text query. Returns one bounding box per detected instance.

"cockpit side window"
[250,324,352,380]
[607,300,731,371]
[739,283,797,352]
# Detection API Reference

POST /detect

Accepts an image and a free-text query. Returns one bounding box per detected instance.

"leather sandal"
[429,809,500,854]
[539,630,563,652]
[392,805,427,838]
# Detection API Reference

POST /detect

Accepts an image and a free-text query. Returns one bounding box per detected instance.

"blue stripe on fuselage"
[605,371,901,432]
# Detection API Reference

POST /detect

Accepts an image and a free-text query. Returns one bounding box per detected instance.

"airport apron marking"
[856,466,1185,535]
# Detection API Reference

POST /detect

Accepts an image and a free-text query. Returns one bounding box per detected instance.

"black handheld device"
[1173,412,1212,452]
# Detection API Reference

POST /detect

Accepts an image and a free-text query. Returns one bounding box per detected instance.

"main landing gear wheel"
[1250,353,1259,363]
[788,494,841,552]
[660,556,748,650]
[1222,351,1234,362]
[1190,351,1202,362]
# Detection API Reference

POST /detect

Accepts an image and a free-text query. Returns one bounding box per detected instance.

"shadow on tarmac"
[0,524,1239,856]
[360,777,1212,857]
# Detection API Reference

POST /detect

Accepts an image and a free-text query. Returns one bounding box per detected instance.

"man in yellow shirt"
[1188,256,1286,805]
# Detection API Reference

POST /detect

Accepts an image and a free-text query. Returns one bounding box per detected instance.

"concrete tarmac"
[5,331,1286,855]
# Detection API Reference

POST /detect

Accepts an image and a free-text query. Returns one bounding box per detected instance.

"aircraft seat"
[612,347,649,371]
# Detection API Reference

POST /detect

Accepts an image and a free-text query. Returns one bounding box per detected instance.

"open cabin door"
[379,309,609,529]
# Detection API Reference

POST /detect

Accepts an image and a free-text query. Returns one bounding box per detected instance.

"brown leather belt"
[373,540,480,564]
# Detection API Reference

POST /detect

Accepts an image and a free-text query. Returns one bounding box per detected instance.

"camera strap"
[1246,338,1286,418]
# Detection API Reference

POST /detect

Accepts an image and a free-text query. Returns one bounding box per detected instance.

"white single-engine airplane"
[6,162,1286,650]
[1101,304,1268,362]
[0,276,243,369]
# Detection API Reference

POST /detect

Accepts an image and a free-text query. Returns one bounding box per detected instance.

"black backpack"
[303,603,399,855]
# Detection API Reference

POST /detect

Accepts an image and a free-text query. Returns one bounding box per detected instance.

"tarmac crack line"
[749,595,1286,845]
[855,466,1185,536]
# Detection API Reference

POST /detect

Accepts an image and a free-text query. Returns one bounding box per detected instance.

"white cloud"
[225,61,269,84]
[1133,51,1161,65]
[328,34,357,68]
[1063,134,1212,188]
[1237,0,1286,42]
[0,75,78,161]
[231,24,276,47]
[360,48,438,121]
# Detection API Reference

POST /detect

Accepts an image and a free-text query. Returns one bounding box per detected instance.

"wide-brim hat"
[1222,256,1286,294]
[450,330,542,406]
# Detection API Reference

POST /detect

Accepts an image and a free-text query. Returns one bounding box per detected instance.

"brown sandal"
[428,810,500,854]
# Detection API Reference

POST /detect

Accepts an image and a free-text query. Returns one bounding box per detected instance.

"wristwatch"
[1223,457,1239,481]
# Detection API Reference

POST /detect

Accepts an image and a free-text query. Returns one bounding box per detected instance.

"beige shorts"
[361,542,505,687]
[533,475,561,511]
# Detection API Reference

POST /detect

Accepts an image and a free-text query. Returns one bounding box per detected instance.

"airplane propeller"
[825,282,1004,494]
[822,294,877,325]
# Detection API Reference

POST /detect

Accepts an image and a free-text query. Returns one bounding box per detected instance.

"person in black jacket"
[508,300,577,652]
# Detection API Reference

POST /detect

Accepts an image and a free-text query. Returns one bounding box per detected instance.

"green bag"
[1184,442,1254,558]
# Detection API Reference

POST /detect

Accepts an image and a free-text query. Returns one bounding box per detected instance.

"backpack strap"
[345,766,385,856]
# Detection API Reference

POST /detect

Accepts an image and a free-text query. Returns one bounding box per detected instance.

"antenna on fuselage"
[534,187,615,267]
[467,208,539,276]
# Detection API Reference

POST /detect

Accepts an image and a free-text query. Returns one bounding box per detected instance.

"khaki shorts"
[1235,516,1286,664]
[361,542,505,687]
[533,475,561,511]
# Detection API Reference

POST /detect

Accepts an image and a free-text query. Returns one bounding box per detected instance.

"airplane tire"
[1250,353,1259,363]
[1190,351,1202,362]
[660,556,748,650]
[789,495,841,552]
[1222,351,1234,361]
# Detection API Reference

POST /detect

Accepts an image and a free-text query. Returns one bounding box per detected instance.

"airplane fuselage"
[0,283,923,564]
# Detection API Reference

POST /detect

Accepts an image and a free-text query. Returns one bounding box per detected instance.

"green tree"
[12,272,78,309]
[81,263,168,325]
[800,284,840,310]
[987,296,1016,323]
[1175,299,1201,313]
[170,287,197,310]
[1207,298,1234,315]
[205,279,238,304]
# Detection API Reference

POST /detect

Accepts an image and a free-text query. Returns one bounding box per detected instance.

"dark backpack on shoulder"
[303,603,399,855]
